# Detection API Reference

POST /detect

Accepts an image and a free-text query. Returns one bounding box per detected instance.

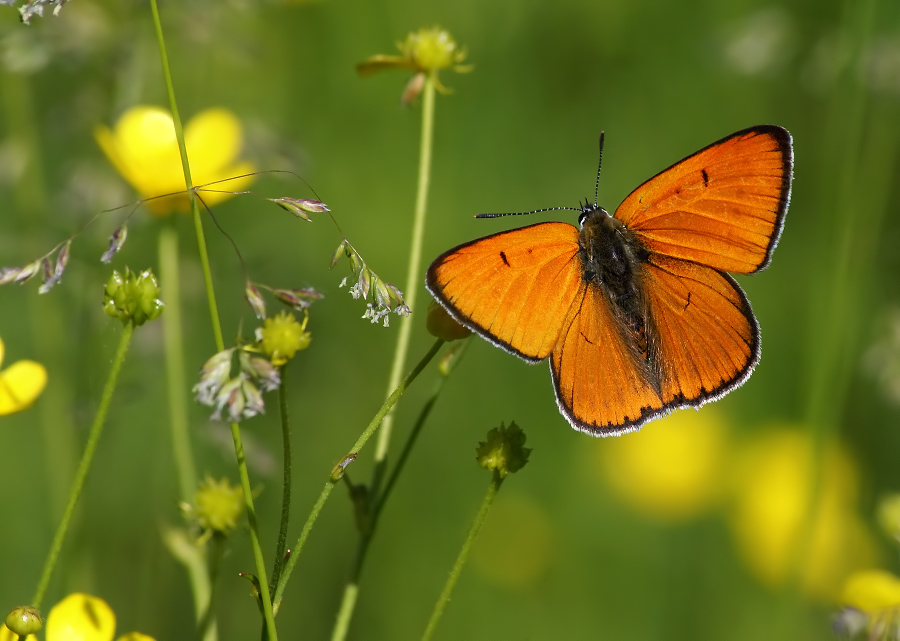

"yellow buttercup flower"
[728,427,876,600]
[45,594,116,641]
[96,106,255,216]
[0,336,47,416]
[594,409,730,522]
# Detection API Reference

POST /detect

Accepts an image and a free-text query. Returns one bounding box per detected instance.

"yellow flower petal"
[116,633,156,641]
[195,160,257,207]
[596,409,729,521]
[184,108,243,178]
[0,336,5,367]
[0,359,47,416]
[842,569,900,613]
[111,106,184,195]
[45,593,115,641]
[0,625,37,641]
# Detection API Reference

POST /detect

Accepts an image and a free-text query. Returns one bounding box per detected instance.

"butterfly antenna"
[594,131,605,206]
[475,206,580,219]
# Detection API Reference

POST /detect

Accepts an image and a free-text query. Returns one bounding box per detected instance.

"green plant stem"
[148,2,277,638]
[30,322,134,610]
[158,223,198,503]
[273,338,444,611]
[162,527,216,641]
[372,73,437,475]
[330,340,470,641]
[270,366,293,592]
[421,471,503,641]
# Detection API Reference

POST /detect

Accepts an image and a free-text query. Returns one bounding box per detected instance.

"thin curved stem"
[31,322,134,610]
[421,472,503,641]
[372,73,437,475]
[329,339,469,641]
[274,338,444,610]
[148,2,276,637]
[270,366,293,592]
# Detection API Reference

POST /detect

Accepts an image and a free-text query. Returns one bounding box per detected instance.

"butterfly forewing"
[642,255,759,406]
[426,222,582,361]
[550,283,665,435]
[615,126,792,274]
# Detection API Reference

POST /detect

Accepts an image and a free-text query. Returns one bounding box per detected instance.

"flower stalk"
[31,321,134,610]
[273,338,445,611]
[148,1,277,637]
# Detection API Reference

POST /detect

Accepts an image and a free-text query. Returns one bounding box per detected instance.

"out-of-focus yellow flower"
[728,427,876,600]
[0,336,47,416]
[841,569,900,613]
[595,409,730,522]
[45,594,115,641]
[95,106,255,216]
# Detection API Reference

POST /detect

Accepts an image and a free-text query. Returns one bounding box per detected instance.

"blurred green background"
[1,0,899,639]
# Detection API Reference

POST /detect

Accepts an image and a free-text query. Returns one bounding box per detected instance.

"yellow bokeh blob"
[0,337,47,416]
[596,408,730,522]
[728,427,876,600]
[842,569,900,614]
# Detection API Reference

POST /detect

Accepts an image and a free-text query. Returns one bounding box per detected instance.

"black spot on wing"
[701,169,709,186]
[500,251,510,266]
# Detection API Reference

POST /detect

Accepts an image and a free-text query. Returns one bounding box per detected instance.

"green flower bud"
[5,605,42,635]
[426,299,472,341]
[476,422,531,478]
[194,477,244,535]
[103,267,164,326]
[400,27,467,72]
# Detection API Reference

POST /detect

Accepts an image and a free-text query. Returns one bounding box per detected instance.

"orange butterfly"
[426,126,793,436]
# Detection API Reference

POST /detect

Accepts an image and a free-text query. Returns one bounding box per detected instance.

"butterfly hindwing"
[426,222,582,361]
[615,126,792,274]
[550,282,665,435]
[641,254,759,408]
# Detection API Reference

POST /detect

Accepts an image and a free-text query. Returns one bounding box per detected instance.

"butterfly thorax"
[577,205,649,306]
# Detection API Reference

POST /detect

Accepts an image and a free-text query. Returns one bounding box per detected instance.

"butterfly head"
[577,201,609,228]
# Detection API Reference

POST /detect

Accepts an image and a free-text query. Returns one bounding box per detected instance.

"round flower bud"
[195,477,244,535]
[426,299,471,341]
[5,605,42,635]
[476,422,531,478]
